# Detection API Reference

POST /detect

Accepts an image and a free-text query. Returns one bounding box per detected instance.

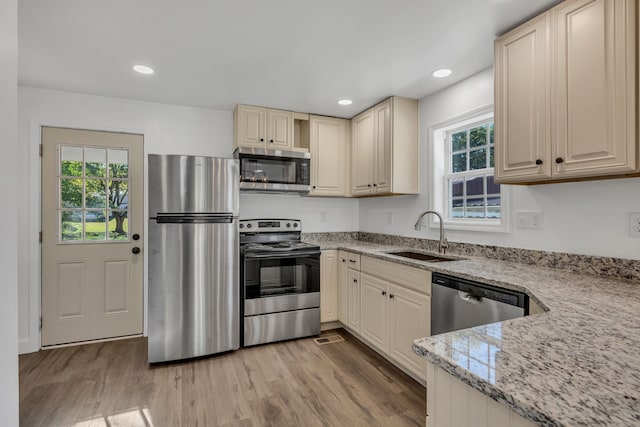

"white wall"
[359,68,640,260]
[17,87,358,353]
[240,194,358,231]
[0,0,20,424]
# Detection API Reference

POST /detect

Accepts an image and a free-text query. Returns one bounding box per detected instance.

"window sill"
[430,218,510,234]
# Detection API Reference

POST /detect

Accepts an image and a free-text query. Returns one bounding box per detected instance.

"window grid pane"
[446,120,500,221]
[58,145,130,243]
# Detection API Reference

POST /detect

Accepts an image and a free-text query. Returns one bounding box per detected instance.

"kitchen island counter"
[307,238,640,426]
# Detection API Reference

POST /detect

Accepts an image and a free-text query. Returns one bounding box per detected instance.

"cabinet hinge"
[39,317,42,331]
[39,144,43,157]
[39,231,42,243]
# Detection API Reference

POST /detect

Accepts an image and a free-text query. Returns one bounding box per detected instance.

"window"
[58,145,130,242]
[430,106,508,232]
[446,121,500,219]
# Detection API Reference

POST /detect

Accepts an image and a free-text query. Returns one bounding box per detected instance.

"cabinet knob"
[260,138,264,142]
[353,278,358,283]
[367,184,372,188]
[381,291,387,296]
[132,247,141,255]
[349,259,356,263]
[373,183,377,187]
[312,185,316,189]
[555,157,564,164]
[389,294,394,299]
[535,159,543,165]
[342,259,346,263]
[270,139,274,143]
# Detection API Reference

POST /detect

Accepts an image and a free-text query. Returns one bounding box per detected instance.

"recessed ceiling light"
[133,65,155,75]
[432,68,452,78]
[337,99,353,106]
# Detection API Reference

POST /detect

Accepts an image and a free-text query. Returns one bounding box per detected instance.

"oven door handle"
[244,251,321,260]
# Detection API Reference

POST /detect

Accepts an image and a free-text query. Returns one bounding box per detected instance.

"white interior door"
[41,127,144,347]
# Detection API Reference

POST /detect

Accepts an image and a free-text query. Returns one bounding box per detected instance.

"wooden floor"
[19,329,425,426]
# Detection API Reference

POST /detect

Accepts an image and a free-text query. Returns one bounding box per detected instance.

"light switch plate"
[629,212,640,237]
[516,211,543,230]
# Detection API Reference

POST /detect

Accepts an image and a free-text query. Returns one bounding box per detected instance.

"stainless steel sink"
[384,251,461,262]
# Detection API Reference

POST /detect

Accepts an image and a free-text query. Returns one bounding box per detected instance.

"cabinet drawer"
[347,252,361,270]
[361,256,431,295]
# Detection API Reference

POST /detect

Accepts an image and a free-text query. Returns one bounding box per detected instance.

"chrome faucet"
[414,210,448,254]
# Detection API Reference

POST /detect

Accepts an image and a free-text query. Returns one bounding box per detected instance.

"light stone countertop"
[308,239,640,427]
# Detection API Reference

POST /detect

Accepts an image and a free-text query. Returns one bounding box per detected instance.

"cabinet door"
[320,250,338,323]
[553,0,636,178]
[235,105,266,149]
[388,284,429,379]
[338,252,349,324]
[351,110,374,195]
[310,116,348,196]
[373,99,392,193]
[494,14,552,183]
[267,109,294,150]
[347,269,361,333]
[360,273,388,352]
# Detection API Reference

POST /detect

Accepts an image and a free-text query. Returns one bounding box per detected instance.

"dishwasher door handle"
[458,291,483,304]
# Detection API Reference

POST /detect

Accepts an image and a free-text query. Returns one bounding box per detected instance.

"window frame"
[429,106,510,233]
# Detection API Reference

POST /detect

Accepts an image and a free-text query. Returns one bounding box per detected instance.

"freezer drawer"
[148,219,239,363]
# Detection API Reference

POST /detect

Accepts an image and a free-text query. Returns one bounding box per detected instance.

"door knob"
[132,233,140,241]
[132,247,141,254]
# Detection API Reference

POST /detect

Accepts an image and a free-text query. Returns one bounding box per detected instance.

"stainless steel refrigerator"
[148,154,239,363]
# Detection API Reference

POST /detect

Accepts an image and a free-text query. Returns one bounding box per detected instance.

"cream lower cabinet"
[426,361,536,427]
[320,250,338,323]
[338,250,361,333]
[356,256,431,380]
[309,115,350,197]
[495,0,637,184]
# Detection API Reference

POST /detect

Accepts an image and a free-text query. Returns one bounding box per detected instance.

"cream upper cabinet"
[495,0,637,184]
[553,0,636,178]
[234,105,267,149]
[351,97,419,196]
[495,14,552,182]
[351,109,375,195]
[310,115,350,197]
[234,105,294,150]
[320,250,339,323]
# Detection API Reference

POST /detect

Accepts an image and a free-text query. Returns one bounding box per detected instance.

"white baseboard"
[19,336,38,355]
[321,321,342,331]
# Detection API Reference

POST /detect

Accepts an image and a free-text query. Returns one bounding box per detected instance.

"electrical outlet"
[629,212,640,237]
[516,211,543,230]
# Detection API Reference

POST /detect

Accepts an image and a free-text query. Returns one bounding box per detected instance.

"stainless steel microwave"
[234,147,311,193]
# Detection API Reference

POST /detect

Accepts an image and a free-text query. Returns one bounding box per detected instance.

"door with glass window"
[41,127,143,346]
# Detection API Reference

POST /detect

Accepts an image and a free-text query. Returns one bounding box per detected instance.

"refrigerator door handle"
[155,214,235,224]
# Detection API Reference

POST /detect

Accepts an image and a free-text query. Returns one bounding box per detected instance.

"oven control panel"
[239,219,300,233]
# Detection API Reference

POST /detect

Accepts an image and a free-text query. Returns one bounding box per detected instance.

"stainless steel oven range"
[240,219,321,347]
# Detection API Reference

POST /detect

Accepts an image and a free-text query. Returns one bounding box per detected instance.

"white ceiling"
[18,0,561,118]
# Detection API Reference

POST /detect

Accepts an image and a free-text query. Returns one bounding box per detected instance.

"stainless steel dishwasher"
[431,273,529,335]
